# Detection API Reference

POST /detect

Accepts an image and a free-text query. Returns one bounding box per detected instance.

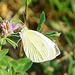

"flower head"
[0,20,19,36]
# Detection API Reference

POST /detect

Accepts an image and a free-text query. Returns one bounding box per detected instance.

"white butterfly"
[19,26,60,63]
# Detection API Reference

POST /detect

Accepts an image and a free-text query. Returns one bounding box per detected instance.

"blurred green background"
[0,0,75,75]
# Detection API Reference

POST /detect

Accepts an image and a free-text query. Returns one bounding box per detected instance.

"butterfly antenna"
[18,19,25,28]
[23,11,26,25]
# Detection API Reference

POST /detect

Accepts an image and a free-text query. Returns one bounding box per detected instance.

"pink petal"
[13,23,19,30]
[8,22,14,32]
[1,30,3,35]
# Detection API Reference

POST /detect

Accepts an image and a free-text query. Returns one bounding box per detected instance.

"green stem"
[49,0,59,20]
[25,0,28,25]
[0,45,2,51]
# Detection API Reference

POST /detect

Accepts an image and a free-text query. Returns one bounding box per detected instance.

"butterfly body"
[19,26,60,63]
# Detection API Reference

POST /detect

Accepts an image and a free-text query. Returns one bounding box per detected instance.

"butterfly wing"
[29,30,60,57]
[20,29,60,62]
[21,31,50,62]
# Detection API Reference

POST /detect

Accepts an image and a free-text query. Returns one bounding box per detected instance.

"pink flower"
[0,20,19,36]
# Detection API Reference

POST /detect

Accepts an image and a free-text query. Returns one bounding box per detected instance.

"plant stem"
[19,0,28,57]
[25,0,28,27]
[49,0,59,20]
[19,40,23,57]
[0,45,2,51]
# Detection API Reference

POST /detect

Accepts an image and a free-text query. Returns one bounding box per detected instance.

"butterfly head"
[19,25,28,36]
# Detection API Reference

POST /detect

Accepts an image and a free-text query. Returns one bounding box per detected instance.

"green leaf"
[6,38,18,49]
[47,36,56,42]
[9,60,18,69]
[17,72,28,75]
[0,38,6,45]
[10,34,19,41]
[43,34,56,42]
[37,12,45,32]
[0,49,9,61]
[16,58,32,72]
[9,67,16,75]
[18,58,32,64]
[43,31,61,37]
[0,56,13,68]
[9,58,32,73]
[0,70,10,75]
[0,17,2,22]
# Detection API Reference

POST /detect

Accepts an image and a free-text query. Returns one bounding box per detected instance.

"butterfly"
[19,25,60,63]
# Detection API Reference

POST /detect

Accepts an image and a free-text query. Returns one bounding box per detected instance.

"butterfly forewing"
[20,27,60,62]
[22,31,49,62]
[30,30,60,57]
